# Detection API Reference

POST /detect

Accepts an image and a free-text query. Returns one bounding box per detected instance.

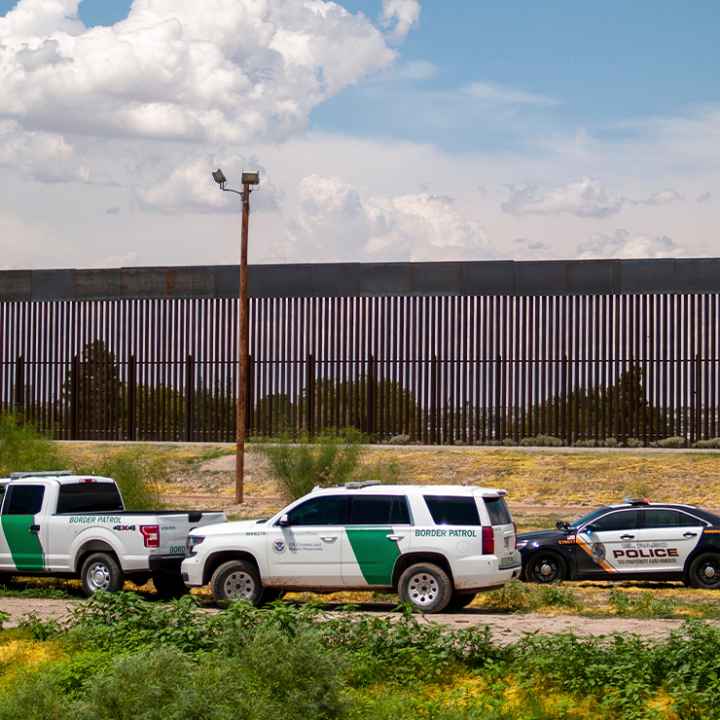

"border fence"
[2,259,720,446]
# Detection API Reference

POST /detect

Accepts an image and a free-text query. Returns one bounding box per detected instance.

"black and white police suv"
[517,499,720,588]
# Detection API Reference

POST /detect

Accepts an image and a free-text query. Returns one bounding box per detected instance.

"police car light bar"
[344,481,382,490]
[623,497,651,505]
[10,470,72,479]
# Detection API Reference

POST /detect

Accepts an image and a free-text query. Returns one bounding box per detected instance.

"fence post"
[246,355,253,438]
[562,354,569,444]
[71,355,79,439]
[495,354,502,442]
[306,354,315,437]
[185,355,194,442]
[14,355,25,419]
[127,355,137,441]
[367,355,376,438]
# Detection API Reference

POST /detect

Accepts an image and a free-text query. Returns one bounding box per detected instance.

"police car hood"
[517,529,568,544]
[194,519,268,537]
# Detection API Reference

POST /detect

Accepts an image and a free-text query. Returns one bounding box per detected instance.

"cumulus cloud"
[285,175,492,262]
[502,177,624,218]
[0,0,398,144]
[577,229,684,259]
[0,120,89,182]
[382,0,421,40]
[642,189,683,206]
[138,156,280,214]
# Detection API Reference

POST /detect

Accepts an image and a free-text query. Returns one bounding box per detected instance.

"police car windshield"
[569,508,608,529]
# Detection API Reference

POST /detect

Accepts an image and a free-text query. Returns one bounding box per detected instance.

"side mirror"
[278,514,290,527]
[585,524,597,534]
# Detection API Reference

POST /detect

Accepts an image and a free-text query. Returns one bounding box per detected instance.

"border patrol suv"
[182,483,521,613]
[518,498,720,588]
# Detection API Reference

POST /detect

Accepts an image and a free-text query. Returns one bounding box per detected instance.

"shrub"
[519,435,564,448]
[537,585,582,610]
[602,437,619,448]
[0,414,64,477]
[387,434,411,446]
[485,580,534,612]
[609,589,676,618]
[573,439,597,448]
[501,437,518,447]
[258,430,364,500]
[76,449,165,510]
[656,436,687,449]
[693,437,720,449]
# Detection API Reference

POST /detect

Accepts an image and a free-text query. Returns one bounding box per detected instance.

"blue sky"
[0,0,717,268]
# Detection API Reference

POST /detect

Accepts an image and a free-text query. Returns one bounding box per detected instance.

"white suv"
[182,483,521,613]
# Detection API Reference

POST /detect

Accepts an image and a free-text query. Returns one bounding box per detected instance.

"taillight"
[513,522,518,549]
[481,526,494,555]
[140,525,160,548]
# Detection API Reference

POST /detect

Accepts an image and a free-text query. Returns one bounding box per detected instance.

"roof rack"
[623,496,651,506]
[10,471,73,480]
[344,481,382,490]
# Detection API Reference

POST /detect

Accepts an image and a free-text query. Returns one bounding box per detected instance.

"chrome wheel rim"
[408,572,440,608]
[699,560,720,585]
[87,562,112,592]
[533,557,558,582]
[223,571,256,600]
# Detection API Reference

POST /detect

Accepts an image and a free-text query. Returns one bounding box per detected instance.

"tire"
[80,552,124,596]
[398,563,453,614]
[446,592,477,611]
[525,553,567,584]
[688,553,720,589]
[210,560,263,605]
[152,573,190,599]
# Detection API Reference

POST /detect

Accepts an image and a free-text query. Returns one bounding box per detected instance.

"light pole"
[212,168,260,504]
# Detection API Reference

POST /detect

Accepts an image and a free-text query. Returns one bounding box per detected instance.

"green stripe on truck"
[346,528,400,585]
[1,515,44,571]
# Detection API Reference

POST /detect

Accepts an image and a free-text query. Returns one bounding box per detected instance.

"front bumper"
[181,555,205,587]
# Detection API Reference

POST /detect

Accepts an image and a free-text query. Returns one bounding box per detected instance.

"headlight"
[186,535,205,556]
[516,540,529,550]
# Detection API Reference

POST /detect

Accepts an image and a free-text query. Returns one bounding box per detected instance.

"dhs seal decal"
[273,540,286,554]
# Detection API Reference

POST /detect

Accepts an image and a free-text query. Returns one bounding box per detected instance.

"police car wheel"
[398,563,453,613]
[81,552,124,596]
[211,560,263,605]
[527,553,566,584]
[688,553,720,589]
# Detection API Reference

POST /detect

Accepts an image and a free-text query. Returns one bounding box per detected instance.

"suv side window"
[424,496,481,526]
[589,510,640,532]
[642,509,701,528]
[3,485,45,516]
[348,495,411,525]
[286,496,348,526]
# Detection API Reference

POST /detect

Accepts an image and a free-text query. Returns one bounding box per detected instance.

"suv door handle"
[387,534,404,542]
[29,525,40,535]
[620,534,635,540]
[320,536,337,543]
[684,532,698,538]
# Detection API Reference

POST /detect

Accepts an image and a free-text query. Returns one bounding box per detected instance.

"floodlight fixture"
[212,168,227,186]
[241,171,260,186]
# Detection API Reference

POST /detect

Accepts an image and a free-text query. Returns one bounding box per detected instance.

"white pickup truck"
[182,483,521,613]
[0,471,225,597]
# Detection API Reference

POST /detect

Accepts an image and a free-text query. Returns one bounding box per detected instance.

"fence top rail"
[2,258,720,301]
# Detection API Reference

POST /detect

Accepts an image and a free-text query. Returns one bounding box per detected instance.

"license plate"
[500,555,519,569]
[504,537,512,549]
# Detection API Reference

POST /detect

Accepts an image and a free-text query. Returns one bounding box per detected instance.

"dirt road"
[0,597,698,645]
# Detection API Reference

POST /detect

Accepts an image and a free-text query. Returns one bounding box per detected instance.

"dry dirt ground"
[0,596,700,645]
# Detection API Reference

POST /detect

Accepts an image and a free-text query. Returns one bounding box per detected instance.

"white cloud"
[0,120,89,182]
[642,189,683,206]
[381,0,421,40]
[697,192,712,204]
[577,229,685,259]
[464,82,558,107]
[395,59,438,81]
[0,0,398,144]
[285,174,492,262]
[138,155,280,214]
[502,178,624,218]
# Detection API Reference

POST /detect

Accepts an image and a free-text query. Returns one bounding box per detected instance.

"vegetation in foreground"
[1,592,719,719]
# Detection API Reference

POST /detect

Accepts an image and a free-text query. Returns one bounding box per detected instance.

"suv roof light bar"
[623,496,651,506]
[10,471,73,479]
[343,481,382,490]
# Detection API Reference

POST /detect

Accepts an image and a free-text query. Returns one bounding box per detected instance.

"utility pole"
[212,168,260,504]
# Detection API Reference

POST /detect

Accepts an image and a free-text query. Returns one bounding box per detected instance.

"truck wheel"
[210,560,263,605]
[152,573,190,599]
[398,563,453,613]
[688,553,720,589]
[446,592,477,611]
[526,553,567,584]
[81,553,124,596]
